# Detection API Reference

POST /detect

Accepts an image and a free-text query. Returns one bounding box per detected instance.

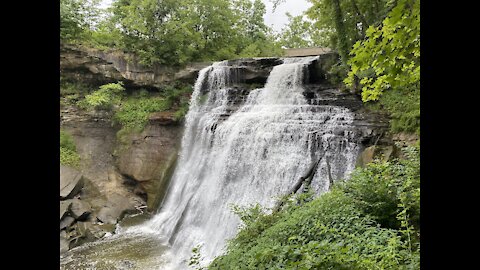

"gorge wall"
[59,45,399,258]
[125,55,393,269]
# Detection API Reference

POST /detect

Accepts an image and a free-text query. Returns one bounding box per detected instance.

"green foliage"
[60,78,92,106]
[60,130,81,167]
[162,84,193,121]
[208,147,420,270]
[60,0,101,42]
[189,245,206,270]
[306,0,392,59]
[113,84,193,145]
[278,13,329,49]
[345,0,420,102]
[338,146,420,232]
[78,82,125,110]
[367,85,420,133]
[326,63,349,87]
[64,0,282,66]
[113,95,170,132]
[60,130,77,151]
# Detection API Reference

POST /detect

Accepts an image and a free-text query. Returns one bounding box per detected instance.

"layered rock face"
[61,44,211,88]
[116,112,183,210]
[60,103,183,253]
[59,45,397,256]
[132,55,394,268]
[59,45,188,253]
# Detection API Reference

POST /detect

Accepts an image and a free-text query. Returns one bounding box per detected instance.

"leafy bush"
[113,95,171,132]
[162,84,193,121]
[344,0,420,102]
[207,146,420,270]
[78,82,125,110]
[60,79,89,96]
[60,78,92,106]
[381,86,419,134]
[338,146,420,231]
[60,130,81,167]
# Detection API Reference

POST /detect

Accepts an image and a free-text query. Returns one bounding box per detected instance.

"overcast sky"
[99,0,311,33]
[263,0,311,32]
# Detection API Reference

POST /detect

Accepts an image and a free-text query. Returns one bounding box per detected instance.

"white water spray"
[128,57,361,269]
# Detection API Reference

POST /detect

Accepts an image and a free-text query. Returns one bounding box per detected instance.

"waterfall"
[128,56,361,269]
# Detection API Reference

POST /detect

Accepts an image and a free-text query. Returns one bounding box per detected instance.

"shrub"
[207,146,420,270]
[60,130,81,167]
[366,85,420,134]
[78,82,125,110]
[113,95,171,132]
[338,146,420,231]
[210,190,415,270]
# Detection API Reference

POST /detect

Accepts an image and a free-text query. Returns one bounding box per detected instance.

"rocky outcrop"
[356,145,397,167]
[59,166,146,254]
[61,44,211,88]
[116,112,182,210]
[195,53,391,153]
[60,165,85,200]
[59,46,401,255]
[60,101,183,252]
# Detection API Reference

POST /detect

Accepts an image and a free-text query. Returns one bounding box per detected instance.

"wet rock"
[357,145,397,167]
[60,200,72,220]
[96,193,137,224]
[60,166,85,200]
[87,224,107,239]
[117,123,181,210]
[133,185,148,202]
[96,223,116,234]
[60,216,75,230]
[69,222,97,249]
[68,221,117,249]
[60,231,70,253]
[70,199,91,221]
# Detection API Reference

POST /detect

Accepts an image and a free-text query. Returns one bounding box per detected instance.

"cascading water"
[127,56,362,269]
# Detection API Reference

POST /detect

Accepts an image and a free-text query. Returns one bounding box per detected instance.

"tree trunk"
[325,156,334,188]
[331,0,350,64]
[350,0,369,38]
[273,157,322,213]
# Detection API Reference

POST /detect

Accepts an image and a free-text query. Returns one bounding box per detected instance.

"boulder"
[60,231,70,253]
[60,200,72,220]
[70,199,91,221]
[69,221,115,248]
[69,222,97,249]
[60,216,75,230]
[356,145,397,167]
[358,146,376,166]
[88,224,111,239]
[96,193,136,224]
[60,166,85,200]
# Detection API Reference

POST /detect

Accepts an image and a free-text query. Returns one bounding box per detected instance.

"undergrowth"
[202,146,420,270]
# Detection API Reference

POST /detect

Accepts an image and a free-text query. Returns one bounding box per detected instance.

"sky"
[263,0,311,32]
[99,0,311,33]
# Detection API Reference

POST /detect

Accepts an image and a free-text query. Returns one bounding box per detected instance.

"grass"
[60,130,81,168]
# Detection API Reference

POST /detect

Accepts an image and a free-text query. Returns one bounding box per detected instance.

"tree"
[305,0,393,62]
[278,13,317,49]
[233,0,283,57]
[107,0,281,66]
[272,0,393,63]
[344,0,420,102]
[60,0,101,41]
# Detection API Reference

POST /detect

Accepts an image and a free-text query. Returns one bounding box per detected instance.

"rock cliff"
[59,45,408,254]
